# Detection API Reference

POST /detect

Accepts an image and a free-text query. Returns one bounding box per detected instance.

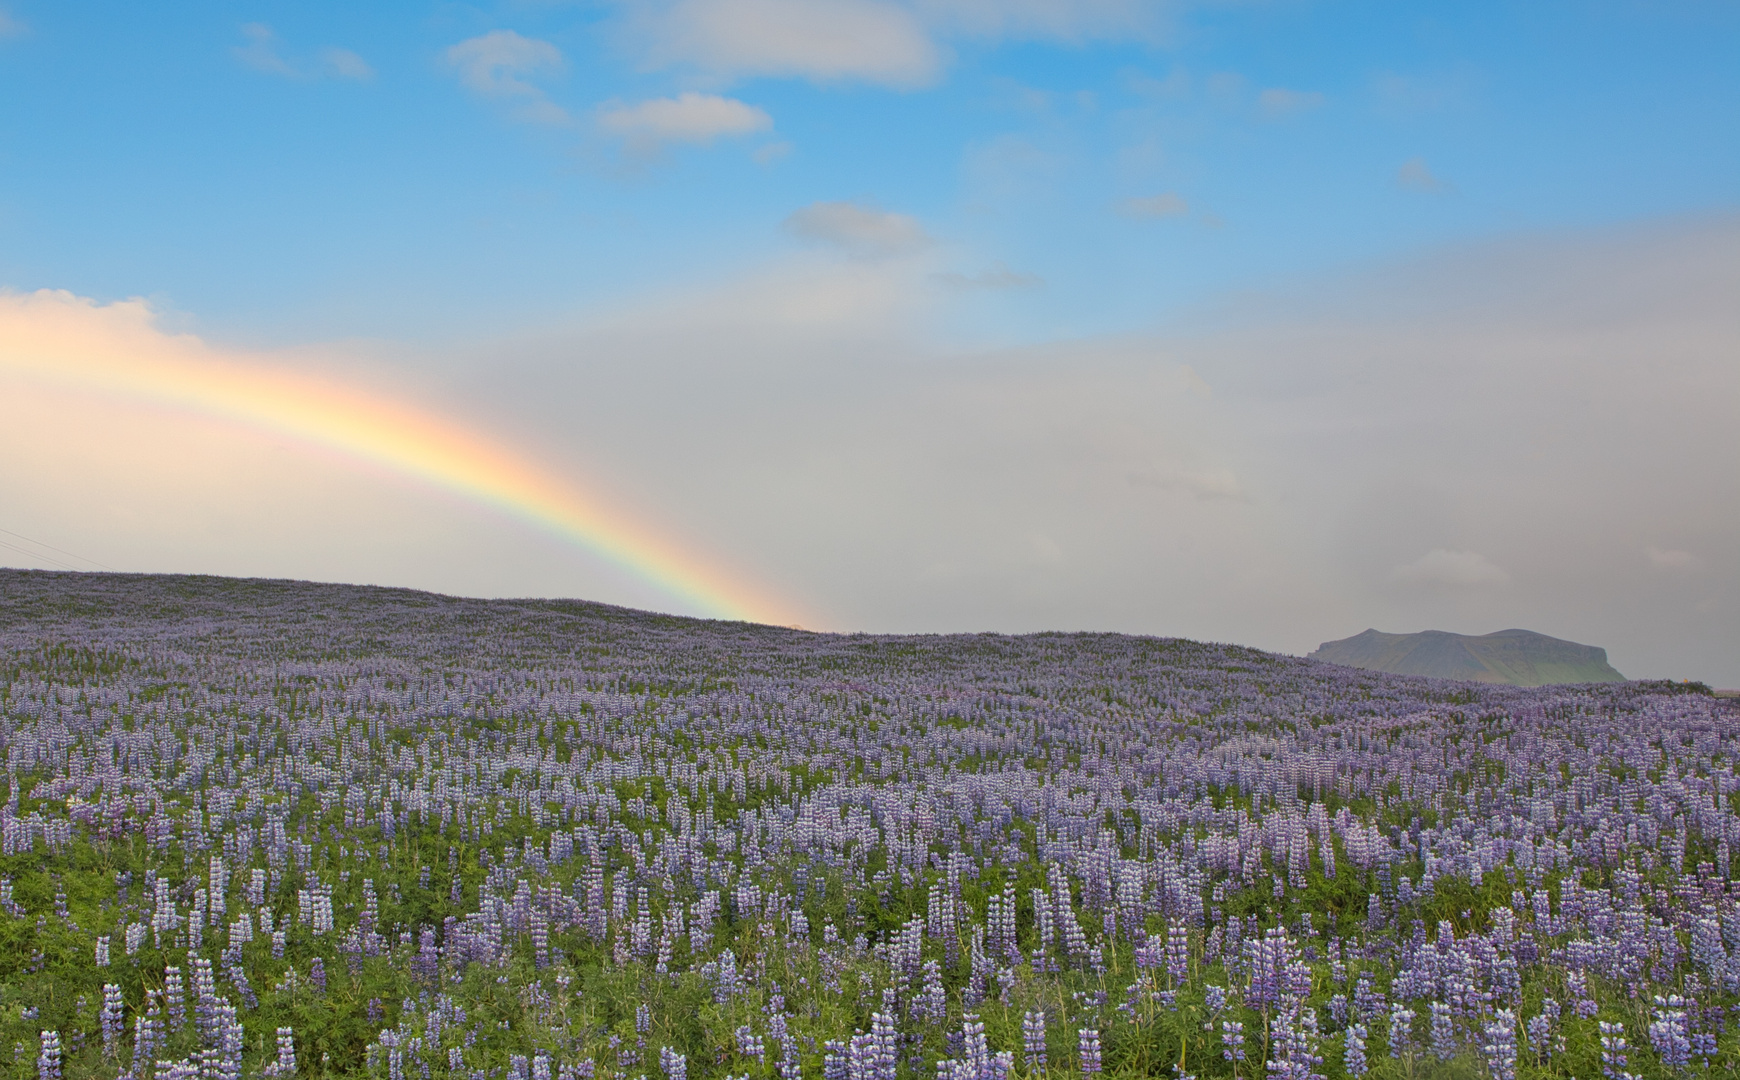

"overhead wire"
[0,538,84,572]
[0,526,117,572]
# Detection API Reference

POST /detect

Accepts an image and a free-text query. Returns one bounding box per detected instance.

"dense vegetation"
[0,570,1734,1080]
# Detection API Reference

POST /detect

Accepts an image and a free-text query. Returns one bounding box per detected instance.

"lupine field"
[2,571,1737,1080]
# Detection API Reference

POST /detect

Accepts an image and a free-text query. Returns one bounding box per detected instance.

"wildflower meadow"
[0,570,1734,1080]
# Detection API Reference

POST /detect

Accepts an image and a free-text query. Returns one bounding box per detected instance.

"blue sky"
[4,1,1735,341]
[2,1,1738,682]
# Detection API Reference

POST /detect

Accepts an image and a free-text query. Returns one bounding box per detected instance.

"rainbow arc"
[0,290,801,626]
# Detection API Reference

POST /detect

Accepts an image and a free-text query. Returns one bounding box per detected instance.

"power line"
[0,526,117,571]
[0,538,84,572]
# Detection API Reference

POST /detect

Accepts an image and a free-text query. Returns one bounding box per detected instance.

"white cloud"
[1117,192,1188,219]
[320,47,374,81]
[1205,71,1246,101]
[0,9,24,38]
[446,31,568,124]
[961,133,1064,204]
[1258,87,1325,118]
[1647,546,1697,570]
[233,24,372,81]
[1396,156,1451,193]
[619,0,1174,87]
[917,0,1167,43]
[234,23,298,77]
[584,256,924,339]
[753,141,794,165]
[1124,67,1191,100]
[784,201,932,258]
[1390,549,1510,588]
[631,0,941,87]
[1372,68,1480,116]
[598,92,773,147]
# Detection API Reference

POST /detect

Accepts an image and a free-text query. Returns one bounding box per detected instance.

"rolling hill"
[1309,627,1627,685]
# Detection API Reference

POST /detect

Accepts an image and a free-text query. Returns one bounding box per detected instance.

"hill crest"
[1309,627,1626,686]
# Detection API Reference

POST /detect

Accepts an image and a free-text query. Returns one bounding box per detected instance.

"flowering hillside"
[0,570,1734,1080]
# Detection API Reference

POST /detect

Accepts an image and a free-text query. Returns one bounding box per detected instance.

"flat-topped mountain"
[1309,627,1626,686]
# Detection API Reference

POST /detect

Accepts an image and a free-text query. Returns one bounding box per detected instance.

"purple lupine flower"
[1078,1028,1102,1076]
[1481,1010,1517,1080]
[1022,1011,1047,1070]
[163,967,185,1033]
[131,1003,161,1080]
[736,1026,765,1064]
[271,1028,297,1077]
[38,1031,62,1080]
[1205,985,1229,1015]
[1691,1032,1717,1065]
[1599,1021,1630,1080]
[962,1014,990,1079]
[847,1033,879,1080]
[1388,1005,1415,1059]
[1166,919,1190,987]
[1344,1024,1368,1078]
[870,1011,899,1080]
[1525,998,1563,1061]
[1222,1020,1247,1063]
[1428,1002,1456,1061]
[100,983,125,1055]
[659,1048,686,1080]
[1266,1008,1325,1080]
[1649,996,1691,1070]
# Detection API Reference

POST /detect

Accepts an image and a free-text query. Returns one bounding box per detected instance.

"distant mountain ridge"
[1309,628,1626,686]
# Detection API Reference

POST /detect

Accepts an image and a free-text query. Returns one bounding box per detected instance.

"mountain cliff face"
[1309,627,1627,686]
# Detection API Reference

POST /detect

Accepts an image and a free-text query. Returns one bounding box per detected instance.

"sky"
[1,1,1737,683]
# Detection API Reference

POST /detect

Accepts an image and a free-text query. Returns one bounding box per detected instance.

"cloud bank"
[453,215,1740,683]
[4,218,1736,683]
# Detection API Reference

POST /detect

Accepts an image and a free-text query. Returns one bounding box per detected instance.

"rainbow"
[0,289,804,626]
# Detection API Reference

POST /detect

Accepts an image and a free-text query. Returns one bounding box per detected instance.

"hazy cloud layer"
[3,218,1736,683]
[1648,547,1697,571]
[425,215,1740,684]
[1391,549,1509,588]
